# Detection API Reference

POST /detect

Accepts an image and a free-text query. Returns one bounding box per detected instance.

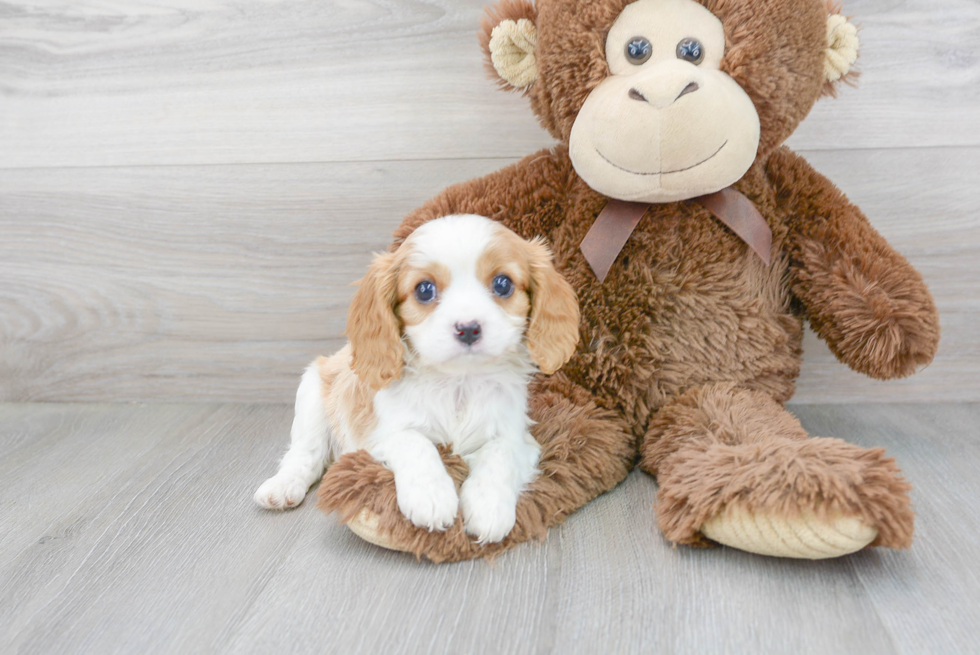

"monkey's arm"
[393,147,573,244]
[767,146,939,379]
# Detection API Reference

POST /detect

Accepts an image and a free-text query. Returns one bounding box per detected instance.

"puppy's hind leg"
[255,361,333,509]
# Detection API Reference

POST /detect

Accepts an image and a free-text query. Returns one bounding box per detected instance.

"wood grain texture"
[0,157,508,402]
[0,0,978,169]
[1,401,978,654]
[2,148,977,403]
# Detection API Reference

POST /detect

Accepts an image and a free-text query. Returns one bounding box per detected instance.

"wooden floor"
[1,402,978,654]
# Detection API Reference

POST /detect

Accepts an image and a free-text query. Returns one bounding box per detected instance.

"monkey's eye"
[415,280,436,303]
[625,37,653,65]
[676,38,704,65]
[492,274,514,298]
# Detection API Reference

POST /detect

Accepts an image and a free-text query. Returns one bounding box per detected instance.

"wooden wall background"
[1,0,977,404]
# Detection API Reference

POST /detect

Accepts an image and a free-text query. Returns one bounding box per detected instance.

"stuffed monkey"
[318,0,940,562]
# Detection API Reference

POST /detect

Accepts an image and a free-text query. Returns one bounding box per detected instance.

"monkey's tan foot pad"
[346,508,412,553]
[700,505,877,559]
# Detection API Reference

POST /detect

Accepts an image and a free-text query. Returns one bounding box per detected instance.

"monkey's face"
[481,0,851,189]
[567,0,760,202]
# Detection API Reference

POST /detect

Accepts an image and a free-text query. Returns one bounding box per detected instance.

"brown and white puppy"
[254,214,579,544]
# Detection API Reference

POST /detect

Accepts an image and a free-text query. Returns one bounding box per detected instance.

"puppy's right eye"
[414,280,436,303]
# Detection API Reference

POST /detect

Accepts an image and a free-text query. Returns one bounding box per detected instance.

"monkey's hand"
[769,147,940,379]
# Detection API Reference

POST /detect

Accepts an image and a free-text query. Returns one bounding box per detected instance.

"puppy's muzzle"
[454,321,482,346]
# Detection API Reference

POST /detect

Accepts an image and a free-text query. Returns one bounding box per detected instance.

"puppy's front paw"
[254,473,309,510]
[460,479,517,544]
[396,471,459,532]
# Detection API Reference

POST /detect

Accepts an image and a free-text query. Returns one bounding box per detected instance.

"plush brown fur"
[317,0,938,560]
[769,147,940,379]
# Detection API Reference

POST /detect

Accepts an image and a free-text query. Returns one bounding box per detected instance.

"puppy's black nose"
[454,321,482,346]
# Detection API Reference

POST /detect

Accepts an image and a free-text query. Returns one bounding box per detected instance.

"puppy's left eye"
[492,274,514,298]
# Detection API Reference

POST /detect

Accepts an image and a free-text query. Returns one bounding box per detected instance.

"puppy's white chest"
[374,371,526,457]
[452,383,473,415]
[428,377,496,453]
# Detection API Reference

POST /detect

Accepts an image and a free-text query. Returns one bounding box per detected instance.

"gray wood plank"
[2,148,976,403]
[0,157,508,403]
[0,403,219,566]
[791,404,980,655]
[220,526,557,655]
[0,403,308,654]
[0,402,556,655]
[549,468,899,654]
[1,402,978,654]
[0,0,977,169]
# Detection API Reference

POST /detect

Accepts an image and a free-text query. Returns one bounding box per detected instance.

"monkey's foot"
[346,508,406,552]
[653,433,914,554]
[700,505,877,559]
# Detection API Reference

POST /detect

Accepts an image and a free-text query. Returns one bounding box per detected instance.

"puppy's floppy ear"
[524,237,580,374]
[346,252,403,390]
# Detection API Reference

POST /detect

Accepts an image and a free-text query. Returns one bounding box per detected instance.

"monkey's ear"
[822,5,859,96]
[479,0,538,92]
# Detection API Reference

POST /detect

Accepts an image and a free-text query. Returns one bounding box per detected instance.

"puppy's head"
[346,214,579,389]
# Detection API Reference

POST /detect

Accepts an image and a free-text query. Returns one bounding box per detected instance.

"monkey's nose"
[628,81,700,107]
[675,81,700,101]
[454,321,482,346]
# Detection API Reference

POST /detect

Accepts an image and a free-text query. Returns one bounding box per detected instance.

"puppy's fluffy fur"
[255,214,579,543]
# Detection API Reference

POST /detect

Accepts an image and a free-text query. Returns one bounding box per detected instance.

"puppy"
[254,214,579,544]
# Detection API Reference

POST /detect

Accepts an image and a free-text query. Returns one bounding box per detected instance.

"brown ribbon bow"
[579,187,772,283]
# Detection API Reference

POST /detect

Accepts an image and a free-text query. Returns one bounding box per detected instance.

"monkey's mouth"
[595,140,728,176]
